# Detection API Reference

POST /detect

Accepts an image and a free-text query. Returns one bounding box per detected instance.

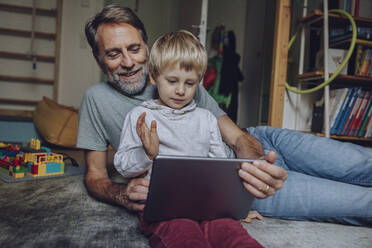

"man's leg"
[251,170,372,226]
[247,126,372,186]
[139,215,211,248]
[201,218,262,248]
[247,126,372,225]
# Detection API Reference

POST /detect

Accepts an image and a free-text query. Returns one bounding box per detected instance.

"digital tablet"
[144,155,255,222]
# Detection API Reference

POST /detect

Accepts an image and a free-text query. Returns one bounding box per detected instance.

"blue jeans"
[247,126,372,226]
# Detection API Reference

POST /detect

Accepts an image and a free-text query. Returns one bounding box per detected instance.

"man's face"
[96,23,149,95]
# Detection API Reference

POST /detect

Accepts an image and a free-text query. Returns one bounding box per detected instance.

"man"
[78,5,372,226]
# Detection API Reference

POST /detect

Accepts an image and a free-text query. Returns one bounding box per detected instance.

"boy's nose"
[176,86,185,95]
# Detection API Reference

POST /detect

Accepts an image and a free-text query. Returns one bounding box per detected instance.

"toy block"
[31,164,38,175]
[13,172,24,178]
[46,162,63,174]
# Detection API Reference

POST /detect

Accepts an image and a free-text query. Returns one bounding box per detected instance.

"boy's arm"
[207,112,229,158]
[114,112,153,178]
[218,115,288,198]
[84,150,149,211]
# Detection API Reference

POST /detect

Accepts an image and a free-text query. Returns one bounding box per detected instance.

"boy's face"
[151,64,199,109]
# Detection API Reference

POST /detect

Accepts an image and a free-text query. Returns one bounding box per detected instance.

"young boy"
[114,30,262,248]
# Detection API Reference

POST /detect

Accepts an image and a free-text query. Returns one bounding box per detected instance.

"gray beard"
[107,66,149,96]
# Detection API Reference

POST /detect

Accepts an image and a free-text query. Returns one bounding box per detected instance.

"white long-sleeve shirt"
[114,99,227,178]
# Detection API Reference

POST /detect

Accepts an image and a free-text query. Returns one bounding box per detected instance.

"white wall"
[0,0,57,110]
[58,0,104,107]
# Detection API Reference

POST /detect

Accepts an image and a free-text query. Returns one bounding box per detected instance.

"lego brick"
[46,162,63,174]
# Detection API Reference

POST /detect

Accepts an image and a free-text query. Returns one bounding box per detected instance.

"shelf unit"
[0,1,62,119]
[295,8,372,144]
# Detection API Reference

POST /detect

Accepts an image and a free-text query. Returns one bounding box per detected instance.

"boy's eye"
[167,79,177,83]
[186,81,196,86]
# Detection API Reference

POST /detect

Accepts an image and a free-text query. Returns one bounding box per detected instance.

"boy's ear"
[149,73,157,85]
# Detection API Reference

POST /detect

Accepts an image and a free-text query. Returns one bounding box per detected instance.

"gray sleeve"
[76,89,108,151]
[113,108,152,178]
[206,112,228,158]
[194,84,226,119]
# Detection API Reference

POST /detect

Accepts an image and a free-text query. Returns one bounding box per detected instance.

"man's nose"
[120,53,134,69]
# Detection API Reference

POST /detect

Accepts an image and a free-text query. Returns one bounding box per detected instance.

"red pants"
[139,214,262,248]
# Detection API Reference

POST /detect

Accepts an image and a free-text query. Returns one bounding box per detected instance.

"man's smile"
[118,68,142,78]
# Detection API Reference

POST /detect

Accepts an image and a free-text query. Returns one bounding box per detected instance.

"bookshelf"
[292,8,372,145]
[0,1,62,119]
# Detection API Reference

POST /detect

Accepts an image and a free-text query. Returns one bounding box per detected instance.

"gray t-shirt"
[77,82,226,151]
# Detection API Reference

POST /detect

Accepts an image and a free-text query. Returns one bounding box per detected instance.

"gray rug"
[1,174,371,248]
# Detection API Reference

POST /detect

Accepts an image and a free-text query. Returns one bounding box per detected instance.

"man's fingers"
[128,177,150,189]
[255,159,288,184]
[127,201,145,211]
[124,178,150,211]
[239,167,275,198]
[265,151,276,164]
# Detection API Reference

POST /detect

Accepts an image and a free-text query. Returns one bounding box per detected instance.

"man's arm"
[218,115,288,198]
[218,115,264,159]
[84,150,149,211]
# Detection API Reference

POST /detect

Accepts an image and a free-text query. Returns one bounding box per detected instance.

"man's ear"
[149,73,157,85]
[94,53,105,71]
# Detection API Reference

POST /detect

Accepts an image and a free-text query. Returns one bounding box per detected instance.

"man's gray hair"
[85,5,148,56]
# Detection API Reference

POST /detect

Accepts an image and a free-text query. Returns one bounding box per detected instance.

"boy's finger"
[150,120,157,134]
[136,112,146,133]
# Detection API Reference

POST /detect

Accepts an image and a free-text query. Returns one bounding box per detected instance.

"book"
[329,88,349,129]
[364,114,372,137]
[366,49,372,77]
[357,48,368,75]
[329,26,372,43]
[360,49,371,76]
[354,45,364,75]
[336,88,360,135]
[349,91,370,136]
[331,88,353,135]
[357,98,372,137]
[355,0,360,17]
[341,88,363,135]
[351,0,356,16]
[315,49,349,75]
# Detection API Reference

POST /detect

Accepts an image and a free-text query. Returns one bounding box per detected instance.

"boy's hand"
[136,112,159,160]
[241,211,264,223]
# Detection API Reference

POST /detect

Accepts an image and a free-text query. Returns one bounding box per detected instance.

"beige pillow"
[33,97,78,148]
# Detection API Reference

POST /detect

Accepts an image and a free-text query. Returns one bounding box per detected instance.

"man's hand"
[121,177,150,211]
[238,151,288,198]
[136,112,159,160]
[85,150,150,211]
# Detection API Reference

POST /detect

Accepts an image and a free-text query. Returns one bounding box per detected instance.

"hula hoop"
[285,9,357,94]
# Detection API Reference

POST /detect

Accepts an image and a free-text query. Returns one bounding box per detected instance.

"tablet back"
[144,155,255,222]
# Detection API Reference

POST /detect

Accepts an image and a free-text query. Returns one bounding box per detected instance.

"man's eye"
[107,53,119,59]
[130,47,140,53]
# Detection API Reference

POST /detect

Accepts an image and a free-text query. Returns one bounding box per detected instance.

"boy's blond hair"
[149,30,207,80]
